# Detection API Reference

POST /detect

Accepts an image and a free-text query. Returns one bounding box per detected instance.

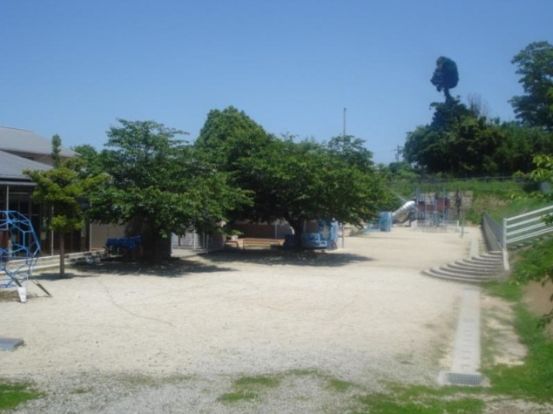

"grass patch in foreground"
[327,378,354,392]
[0,382,41,410]
[484,279,553,401]
[218,375,281,404]
[353,385,484,414]
[354,395,484,414]
[217,390,257,403]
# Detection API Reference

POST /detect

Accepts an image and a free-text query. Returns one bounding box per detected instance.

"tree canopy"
[510,41,553,130]
[195,107,388,245]
[404,50,553,177]
[87,119,249,260]
[431,56,459,101]
[238,138,385,237]
[326,135,374,171]
[195,106,271,170]
[26,136,106,274]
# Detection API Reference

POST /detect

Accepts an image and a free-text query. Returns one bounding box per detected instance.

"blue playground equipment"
[106,235,142,257]
[0,210,41,290]
[284,220,339,249]
[363,211,394,233]
[378,212,393,232]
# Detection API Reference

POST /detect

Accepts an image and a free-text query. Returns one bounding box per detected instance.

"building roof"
[0,126,75,157]
[0,150,51,180]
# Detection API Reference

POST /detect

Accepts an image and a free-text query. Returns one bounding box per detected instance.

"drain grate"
[445,371,483,386]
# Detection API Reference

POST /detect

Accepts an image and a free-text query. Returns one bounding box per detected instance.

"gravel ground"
[1,227,473,412]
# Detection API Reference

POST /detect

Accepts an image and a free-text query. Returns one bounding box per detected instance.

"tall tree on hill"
[431,56,459,102]
[510,41,553,130]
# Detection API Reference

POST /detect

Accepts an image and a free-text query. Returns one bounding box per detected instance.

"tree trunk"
[59,232,65,276]
[126,217,171,262]
[289,218,305,249]
[141,229,171,262]
[444,88,452,102]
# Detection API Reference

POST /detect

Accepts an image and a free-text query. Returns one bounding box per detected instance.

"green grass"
[354,395,484,414]
[486,304,553,400]
[390,178,529,201]
[476,194,551,222]
[353,385,485,414]
[483,280,523,302]
[389,177,546,224]
[482,239,553,402]
[233,375,280,388]
[511,238,553,285]
[217,375,281,404]
[217,390,257,403]
[0,382,41,410]
[327,378,354,392]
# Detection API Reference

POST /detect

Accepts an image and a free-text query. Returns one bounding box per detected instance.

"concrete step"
[425,267,500,283]
[482,250,502,257]
[468,256,502,266]
[422,269,497,284]
[444,264,500,276]
[430,267,497,281]
[456,260,502,271]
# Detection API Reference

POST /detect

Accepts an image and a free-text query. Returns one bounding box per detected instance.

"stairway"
[423,251,505,284]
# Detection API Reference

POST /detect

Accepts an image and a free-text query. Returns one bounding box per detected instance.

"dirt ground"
[1,227,473,413]
[524,280,553,336]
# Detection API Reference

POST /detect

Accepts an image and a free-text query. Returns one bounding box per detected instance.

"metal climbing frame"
[415,188,451,229]
[0,210,41,288]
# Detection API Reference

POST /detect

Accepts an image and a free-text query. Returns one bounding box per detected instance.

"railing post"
[502,217,510,272]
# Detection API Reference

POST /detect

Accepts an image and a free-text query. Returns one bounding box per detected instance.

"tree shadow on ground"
[33,272,90,281]
[68,257,235,278]
[204,248,373,267]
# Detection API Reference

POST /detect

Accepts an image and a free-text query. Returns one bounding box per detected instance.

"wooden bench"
[224,238,284,250]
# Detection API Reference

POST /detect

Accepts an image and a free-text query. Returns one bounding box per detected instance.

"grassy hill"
[389,177,548,223]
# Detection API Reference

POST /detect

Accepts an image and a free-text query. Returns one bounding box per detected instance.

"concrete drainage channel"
[439,287,484,386]
[437,235,487,386]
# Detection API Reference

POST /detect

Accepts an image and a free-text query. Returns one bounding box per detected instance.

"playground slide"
[392,200,416,224]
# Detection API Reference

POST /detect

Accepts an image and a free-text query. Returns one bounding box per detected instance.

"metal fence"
[504,205,553,246]
[482,204,553,271]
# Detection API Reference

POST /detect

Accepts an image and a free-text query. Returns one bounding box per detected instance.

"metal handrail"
[505,205,553,223]
[481,204,553,272]
[505,205,553,246]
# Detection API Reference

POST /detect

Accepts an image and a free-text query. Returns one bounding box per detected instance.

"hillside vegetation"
[389,177,548,224]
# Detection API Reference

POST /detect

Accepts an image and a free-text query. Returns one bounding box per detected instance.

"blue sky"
[1,1,551,163]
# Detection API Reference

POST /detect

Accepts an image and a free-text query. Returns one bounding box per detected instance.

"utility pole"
[341,107,347,250]
[342,107,347,138]
[394,145,402,162]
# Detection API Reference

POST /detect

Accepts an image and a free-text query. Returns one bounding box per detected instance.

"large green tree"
[195,106,271,170]
[405,53,553,177]
[88,119,249,261]
[26,136,106,275]
[327,135,374,171]
[237,138,385,244]
[404,99,477,174]
[510,41,553,130]
[196,107,387,245]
